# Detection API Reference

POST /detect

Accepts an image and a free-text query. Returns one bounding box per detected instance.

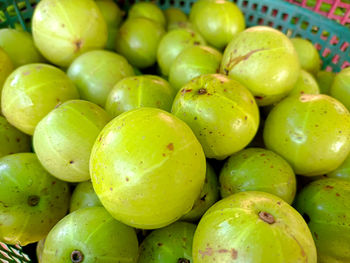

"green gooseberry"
[157,28,206,76]
[164,7,188,30]
[169,45,222,91]
[295,178,350,263]
[263,94,350,176]
[317,70,335,95]
[36,238,45,263]
[327,153,350,181]
[291,37,321,76]
[0,48,13,100]
[1,63,79,135]
[288,69,320,97]
[0,29,45,68]
[95,0,124,28]
[189,0,245,50]
[105,75,175,118]
[220,26,300,106]
[0,153,70,246]
[330,67,350,110]
[42,207,139,263]
[219,147,296,204]
[192,191,317,263]
[138,221,196,263]
[116,18,165,69]
[70,181,102,213]
[67,50,134,107]
[33,100,111,182]
[171,74,259,159]
[90,108,206,229]
[0,116,31,158]
[128,2,166,27]
[168,21,196,32]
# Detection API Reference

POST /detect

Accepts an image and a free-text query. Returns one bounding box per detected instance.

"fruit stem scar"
[198,88,207,95]
[27,195,40,206]
[74,40,83,52]
[224,48,266,74]
[178,258,190,263]
[71,250,84,263]
[258,211,275,224]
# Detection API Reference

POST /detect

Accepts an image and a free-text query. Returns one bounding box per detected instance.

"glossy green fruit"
[42,207,138,263]
[220,26,300,106]
[36,238,45,263]
[70,181,102,212]
[264,94,350,176]
[288,70,320,97]
[168,21,196,32]
[193,191,317,263]
[0,153,70,246]
[172,74,259,159]
[138,221,196,263]
[317,70,335,95]
[169,46,222,91]
[295,178,350,263]
[189,0,245,50]
[219,148,296,204]
[1,63,79,135]
[90,108,206,229]
[291,38,321,76]
[33,100,110,182]
[116,18,165,69]
[105,75,175,118]
[330,67,350,110]
[157,28,206,76]
[0,48,13,108]
[327,153,350,181]
[0,116,31,158]
[164,7,188,30]
[32,0,107,67]
[0,29,45,68]
[67,50,134,107]
[182,162,219,222]
[128,2,166,27]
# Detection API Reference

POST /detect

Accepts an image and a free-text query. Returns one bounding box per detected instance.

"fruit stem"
[71,250,84,263]
[258,211,275,224]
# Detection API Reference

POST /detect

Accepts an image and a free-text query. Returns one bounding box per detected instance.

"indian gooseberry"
[42,207,139,263]
[0,153,70,246]
[1,63,79,135]
[0,48,13,112]
[330,67,350,110]
[168,21,196,32]
[164,7,188,29]
[90,107,206,229]
[263,94,350,176]
[288,69,320,97]
[33,100,111,183]
[317,70,335,95]
[128,2,166,27]
[171,74,259,160]
[69,181,102,213]
[327,153,350,181]
[105,75,175,118]
[36,238,45,263]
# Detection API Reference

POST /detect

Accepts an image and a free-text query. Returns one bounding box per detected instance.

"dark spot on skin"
[270,165,274,168]
[110,187,113,191]
[255,96,264,100]
[336,193,340,196]
[69,160,74,164]
[157,243,163,246]
[314,232,318,240]
[218,249,229,253]
[52,181,56,185]
[225,48,266,71]
[162,153,166,157]
[200,194,207,201]
[224,68,229,75]
[231,249,238,259]
[16,138,20,142]
[198,88,207,95]
[277,201,281,205]
[71,250,84,263]
[325,185,334,189]
[339,131,342,134]
[258,211,275,224]
[167,143,174,151]
[23,71,30,76]
[315,124,319,127]
[27,195,40,206]
[194,117,197,120]
[55,102,62,109]
[199,247,214,258]
[191,32,195,37]
[216,67,220,73]
[61,24,65,27]
[244,116,247,120]
[98,137,102,142]
[221,80,224,83]
[260,153,266,156]
[194,41,200,45]
[303,213,310,223]
[177,258,190,263]
[126,177,129,182]
[74,39,83,52]
[224,89,227,92]
[182,89,192,94]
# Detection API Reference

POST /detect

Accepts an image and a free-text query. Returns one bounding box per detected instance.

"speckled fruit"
[181,162,219,222]
[1,63,79,135]
[193,191,317,263]
[32,0,107,67]
[220,26,300,106]
[0,48,13,107]
[288,69,320,97]
[105,75,175,118]
[317,70,335,95]
[157,28,206,76]
[164,7,188,30]
[33,100,110,182]
[128,2,166,27]
[138,221,196,263]
[116,18,165,69]
[42,207,139,263]
[263,94,350,176]
[327,153,350,181]
[67,50,134,107]
[172,74,259,159]
[295,178,350,263]
[169,46,222,91]
[0,116,31,158]
[70,181,102,213]
[189,0,245,50]
[330,67,350,110]
[219,148,296,204]
[90,108,206,229]
[0,153,69,246]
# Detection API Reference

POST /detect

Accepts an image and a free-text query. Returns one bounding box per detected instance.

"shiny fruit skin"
[327,153,350,181]
[95,0,124,28]
[36,238,45,263]
[192,191,317,263]
[164,7,188,30]
[263,94,350,176]
[0,48,13,110]
[128,2,166,27]
[317,70,335,95]
[288,69,320,97]
[330,67,350,111]
[70,181,102,213]
[42,207,139,263]
[90,107,206,229]
[0,153,70,246]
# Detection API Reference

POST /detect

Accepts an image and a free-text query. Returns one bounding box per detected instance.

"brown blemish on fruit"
[69,160,74,164]
[198,88,207,95]
[231,249,238,259]
[255,96,264,100]
[277,201,281,205]
[23,71,30,76]
[182,88,192,94]
[71,250,84,263]
[260,153,266,156]
[110,187,113,191]
[336,193,340,196]
[16,138,20,142]
[167,143,174,151]
[200,194,207,201]
[162,153,166,157]
[74,39,83,52]
[194,41,200,45]
[194,117,197,120]
[61,23,65,28]
[28,195,40,206]
[157,243,163,246]
[290,234,306,258]
[314,232,319,240]
[199,247,214,258]
[224,48,266,74]
[244,116,248,120]
[325,185,334,189]
[126,177,129,182]
[259,211,275,224]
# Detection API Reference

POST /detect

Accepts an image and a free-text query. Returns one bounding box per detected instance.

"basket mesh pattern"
[0,242,31,263]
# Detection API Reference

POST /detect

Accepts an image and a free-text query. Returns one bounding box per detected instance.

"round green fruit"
[0,153,70,246]
[116,18,165,69]
[288,69,320,97]
[219,147,296,204]
[164,7,188,29]
[128,2,166,27]
[317,70,335,95]
[67,50,134,107]
[70,181,102,213]
[327,153,350,181]
[220,26,300,106]
[295,178,350,263]
[36,238,45,263]
[32,0,107,67]
[330,67,350,110]
[193,191,317,263]
[169,46,222,91]
[263,94,350,176]
[90,107,206,229]
[105,75,175,118]
[42,207,139,263]
[95,0,124,28]
[172,74,259,159]
[1,63,79,135]
[138,221,196,263]
[33,100,110,182]
[0,48,13,108]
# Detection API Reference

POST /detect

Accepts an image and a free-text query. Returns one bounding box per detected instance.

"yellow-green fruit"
[288,69,320,97]
[317,70,335,95]
[0,48,13,112]
[128,2,166,27]
[70,181,102,213]
[164,7,188,30]
[327,153,350,181]
[330,67,350,111]
[36,239,45,263]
